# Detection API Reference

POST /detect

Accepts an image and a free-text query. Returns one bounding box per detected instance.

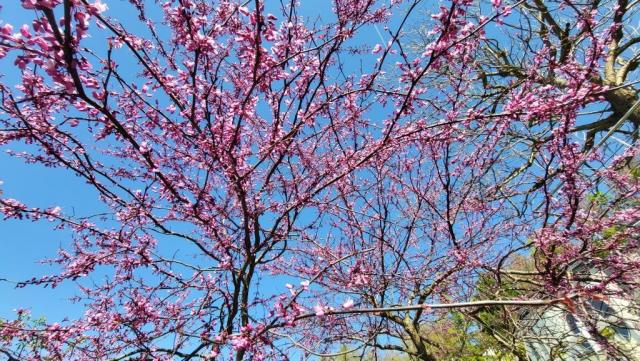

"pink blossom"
[1,24,13,36]
[92,0,108,13]
[342,299,354,309]
[314,304,325,316]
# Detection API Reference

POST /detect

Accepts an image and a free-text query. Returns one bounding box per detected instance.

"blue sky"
[0,2,107,321]
[0,154,101,320]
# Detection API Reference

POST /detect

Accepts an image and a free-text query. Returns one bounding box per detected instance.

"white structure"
[522,263,640,360]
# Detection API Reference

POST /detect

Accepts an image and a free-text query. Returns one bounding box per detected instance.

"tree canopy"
[0,0,639,360]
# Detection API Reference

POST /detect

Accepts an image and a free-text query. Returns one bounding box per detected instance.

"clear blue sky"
[0,0,106,321]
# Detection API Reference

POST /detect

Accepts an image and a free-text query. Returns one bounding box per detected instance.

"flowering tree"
[0,0,638,360]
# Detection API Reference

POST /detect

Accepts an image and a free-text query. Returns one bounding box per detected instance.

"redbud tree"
[0,0,638,360]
